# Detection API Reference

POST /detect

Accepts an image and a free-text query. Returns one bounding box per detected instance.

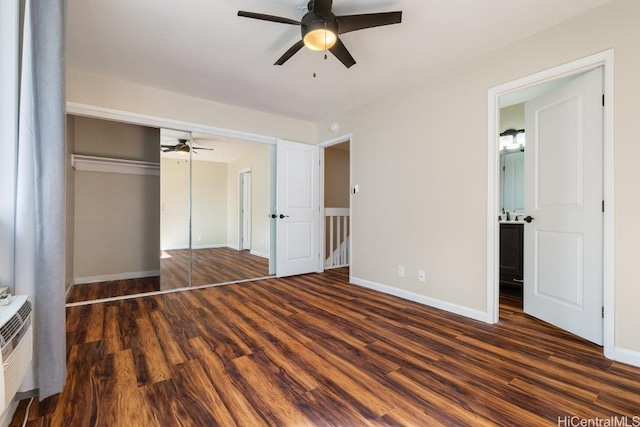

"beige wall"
[316,0,640,352]
[160,158,190,249]
[161,144,270,257]
[324,145,350,208]
[73,116,160,281]
[193,160,228,248]
[226,143,271,257]
[66,69,316,144]
[500,104,525,133]
[160,158,228,250]
[74,115,159,160]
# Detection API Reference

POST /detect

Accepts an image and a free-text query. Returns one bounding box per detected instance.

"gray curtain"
[15,0,67,399]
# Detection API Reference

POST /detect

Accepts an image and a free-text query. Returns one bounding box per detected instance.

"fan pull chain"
[324,22,328,60]
[313,51,317,78]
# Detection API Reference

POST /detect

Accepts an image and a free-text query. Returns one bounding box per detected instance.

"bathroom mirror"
[499,130,525,213]
[500,150,525,212]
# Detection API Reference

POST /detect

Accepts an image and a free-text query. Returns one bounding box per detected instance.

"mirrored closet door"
[67,116,275,304]
[160,129,275,291]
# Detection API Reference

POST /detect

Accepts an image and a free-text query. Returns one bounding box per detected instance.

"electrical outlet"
[397,265,405,277]
[418,270,426,282]
[197,235,202,241]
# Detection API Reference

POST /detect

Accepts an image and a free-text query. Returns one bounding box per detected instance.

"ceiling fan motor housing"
[301,12,338,50]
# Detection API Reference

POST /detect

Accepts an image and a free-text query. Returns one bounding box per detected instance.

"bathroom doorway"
[488,50,614,350]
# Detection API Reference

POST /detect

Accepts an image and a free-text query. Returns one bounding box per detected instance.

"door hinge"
[602,306,605,319]
[602,200,605,213]
[602,94,605,107]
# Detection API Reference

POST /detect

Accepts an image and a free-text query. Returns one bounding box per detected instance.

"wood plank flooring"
[67,248,270,303]
[17,268,640,426]
[66,276,161,303]
[499,284,523,312]
[168,247,270,288]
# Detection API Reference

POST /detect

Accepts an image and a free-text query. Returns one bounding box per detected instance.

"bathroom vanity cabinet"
[499,222,524,287]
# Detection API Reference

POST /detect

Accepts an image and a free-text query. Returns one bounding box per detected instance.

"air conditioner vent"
[0,300,32,348]
[17,300,32,323]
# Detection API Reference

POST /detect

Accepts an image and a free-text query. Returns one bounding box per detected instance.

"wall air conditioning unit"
[0,296,33,413]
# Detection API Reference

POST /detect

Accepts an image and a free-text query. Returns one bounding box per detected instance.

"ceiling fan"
[161,139,214,155]
[238,0,402,68]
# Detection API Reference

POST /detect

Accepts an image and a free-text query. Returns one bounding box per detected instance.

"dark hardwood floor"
[175,246,270,288]
[159,247,270,291]
[18,268,640,426]
[499,284,523,312]
[67,247,270,303]
[66,276,160,303]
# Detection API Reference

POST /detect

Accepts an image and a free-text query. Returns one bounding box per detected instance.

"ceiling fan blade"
[238,11,300,25]
[192,146,214,151]
[337,12,402,35]
[162,148,173,152]
[312,0,333,18]
[161,144,177,148]
[275,40,305,65]
[329,38,356,68]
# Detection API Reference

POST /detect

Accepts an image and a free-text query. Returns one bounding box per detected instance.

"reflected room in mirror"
[66,116,274,304]
[160,129,274,291]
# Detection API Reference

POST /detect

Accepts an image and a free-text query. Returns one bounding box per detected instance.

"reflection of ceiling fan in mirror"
[161,139,214,155]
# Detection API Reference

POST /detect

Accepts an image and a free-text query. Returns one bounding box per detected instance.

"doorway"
[487,50,614,354]
[319,134,352,272]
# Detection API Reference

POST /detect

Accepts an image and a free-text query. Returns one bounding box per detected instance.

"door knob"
[524,216,535,223]
[270,214,277,219]
[279,214,290,219]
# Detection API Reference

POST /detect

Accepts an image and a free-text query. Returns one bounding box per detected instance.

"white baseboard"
[227,244,239,251]
[75,270,160,285]
[162,245,189,251]
[612,346,640,368]
[350,276,489,323]
[162,243,228,251]
[192,243,227,250]
[65,282,74,301]
[250,249,269,259]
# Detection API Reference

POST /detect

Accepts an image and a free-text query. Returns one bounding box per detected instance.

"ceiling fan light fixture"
[177,145,190,155]
[302,17,338,51]
[303,28,337,51]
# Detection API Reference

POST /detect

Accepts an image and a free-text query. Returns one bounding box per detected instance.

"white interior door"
[276,140,320,277]
[241,171,251,250]
[523,67,603,345]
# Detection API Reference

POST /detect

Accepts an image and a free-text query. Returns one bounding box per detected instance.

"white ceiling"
[67,0,613,122]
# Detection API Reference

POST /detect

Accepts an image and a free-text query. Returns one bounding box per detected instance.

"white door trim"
[318,133,353,275]
[486,49,614,358]
[66,102,279,145]
[238,168,251,250]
